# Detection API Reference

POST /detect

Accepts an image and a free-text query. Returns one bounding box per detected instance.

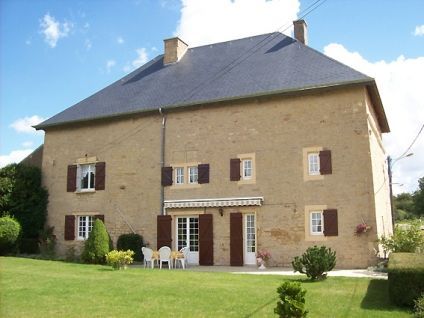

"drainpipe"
[159,108,166,215]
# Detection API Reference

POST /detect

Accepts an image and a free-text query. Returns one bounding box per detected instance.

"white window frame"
[310,211,323,235]
[308,153,320,176]
[78,163,96,191]
[77,215,94,240]
[175,167,185,185]
[242,159,253,180]
[188,166,198,184]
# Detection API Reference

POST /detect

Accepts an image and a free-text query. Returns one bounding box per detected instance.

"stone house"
[35,21,392,268]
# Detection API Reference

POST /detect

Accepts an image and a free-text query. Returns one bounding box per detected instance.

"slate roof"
[36,32,389,132]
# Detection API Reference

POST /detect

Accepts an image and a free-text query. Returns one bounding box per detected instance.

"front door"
[176,216,199,265]
[244,214,256,265]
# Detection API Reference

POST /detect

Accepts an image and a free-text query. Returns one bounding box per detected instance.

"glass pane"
[246,214,255,252]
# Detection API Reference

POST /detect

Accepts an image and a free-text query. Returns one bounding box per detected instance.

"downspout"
[159,108,166,215]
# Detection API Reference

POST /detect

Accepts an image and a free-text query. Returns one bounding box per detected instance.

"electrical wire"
[396,123,424,160]
[180,0,329,104]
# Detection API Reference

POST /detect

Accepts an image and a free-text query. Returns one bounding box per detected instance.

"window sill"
[75,189,96,194]
[237,178,256,185]
[304,174,324,182]
[170,184,201,190]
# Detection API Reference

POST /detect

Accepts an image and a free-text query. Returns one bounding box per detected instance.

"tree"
[413,177,424,217]
[394,192,415,220]
[0,164,48,239]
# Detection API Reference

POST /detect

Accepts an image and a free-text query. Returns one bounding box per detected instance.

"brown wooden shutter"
[161,167,173,186]
[230,213,243,266]
[95,162,106,190]
[199,214,213,265]
[198,164,210,184]
[230,159,241,181]
[94,214,105,223]
[64,215,75,240]
[67,165,77,192]
[323,209,338,236]
[319,150,332,175]
[157,215,172,248]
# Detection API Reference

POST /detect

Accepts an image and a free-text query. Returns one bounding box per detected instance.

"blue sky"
[1,0,423,193]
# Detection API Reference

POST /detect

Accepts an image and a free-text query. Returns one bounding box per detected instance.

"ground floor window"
[177,217,199,252]
[78,215,93,240]
[310,211,323,235]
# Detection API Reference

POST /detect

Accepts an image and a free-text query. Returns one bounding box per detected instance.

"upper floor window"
[67,161,106,192]
[161,164,209,187]
[242,159,253,180]
[230,153,256,183]
[188,166,198,184]
[175,167,185,185]
[80,164,95,190]
[308,153,320,176]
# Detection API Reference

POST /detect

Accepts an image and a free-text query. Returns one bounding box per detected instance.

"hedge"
[388,253,424,307]
[117,233,144,262]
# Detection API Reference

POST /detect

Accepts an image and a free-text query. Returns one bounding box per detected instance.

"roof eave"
[365,82,390,133]
[35,79,383,130]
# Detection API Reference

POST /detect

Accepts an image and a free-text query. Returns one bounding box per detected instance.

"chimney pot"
[293,20,308,45]
[163,37,188,65]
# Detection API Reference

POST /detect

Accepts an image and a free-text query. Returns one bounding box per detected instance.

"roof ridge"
[188,32,281,50]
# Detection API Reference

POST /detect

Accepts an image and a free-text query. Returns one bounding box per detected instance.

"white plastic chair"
[159,246,172,269]
[142,247,155,269]
[175,247,189,269]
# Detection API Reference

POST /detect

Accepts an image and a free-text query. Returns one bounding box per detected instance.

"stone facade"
[42,84,391,268]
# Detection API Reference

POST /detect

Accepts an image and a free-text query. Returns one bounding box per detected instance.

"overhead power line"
[180,0,329,104]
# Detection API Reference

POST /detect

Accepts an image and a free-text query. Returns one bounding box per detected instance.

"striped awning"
[164,197,264,209]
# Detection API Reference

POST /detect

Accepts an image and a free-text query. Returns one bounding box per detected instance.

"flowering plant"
[257,250,271,262]
[355,223,371,235]
[106,250,134,270]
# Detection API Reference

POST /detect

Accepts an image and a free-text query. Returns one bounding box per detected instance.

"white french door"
[176,216,199,265]
[244,214,256,265]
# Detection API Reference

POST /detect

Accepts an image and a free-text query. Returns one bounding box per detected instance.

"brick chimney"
[293,20,308,45]
[163,37,188,65]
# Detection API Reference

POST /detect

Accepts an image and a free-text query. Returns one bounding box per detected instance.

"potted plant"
[355,221,371,235]
[257,250,271,269]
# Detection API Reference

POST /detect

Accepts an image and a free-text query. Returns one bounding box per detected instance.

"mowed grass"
[0,257,411,318]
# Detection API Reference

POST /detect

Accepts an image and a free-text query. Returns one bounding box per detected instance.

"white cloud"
[323,44,424,193]
[0,149,34,168]
[106,60,116,73]
[414,25,424,36]
[132,48,149,68]
[10,115,46,134]
[39,13,72,48]
[22,141,34,148]
[175,0,300,47]
[85,39,92,50]
[25,39,31,45]
[117,36,124,44]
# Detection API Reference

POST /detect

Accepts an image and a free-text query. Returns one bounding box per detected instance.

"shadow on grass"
[360,279,410,314]
[243,297,278,318]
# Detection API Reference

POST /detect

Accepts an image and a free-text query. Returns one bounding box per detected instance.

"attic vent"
[163,37,188,65]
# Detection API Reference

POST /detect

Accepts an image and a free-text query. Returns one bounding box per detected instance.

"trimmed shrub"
[106,250,135,270]
[0,216,21,254]
[116,233,144,261]
[81,219,110,264]
[274,281,308,318]
[415,294,424,318]
[379,223,424,254]
[388,253,424,307]
[292,245,336,280]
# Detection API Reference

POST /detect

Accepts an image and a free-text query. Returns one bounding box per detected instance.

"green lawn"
[0,257,411,318]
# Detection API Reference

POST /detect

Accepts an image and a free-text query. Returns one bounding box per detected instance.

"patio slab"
[132,264,387,279]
